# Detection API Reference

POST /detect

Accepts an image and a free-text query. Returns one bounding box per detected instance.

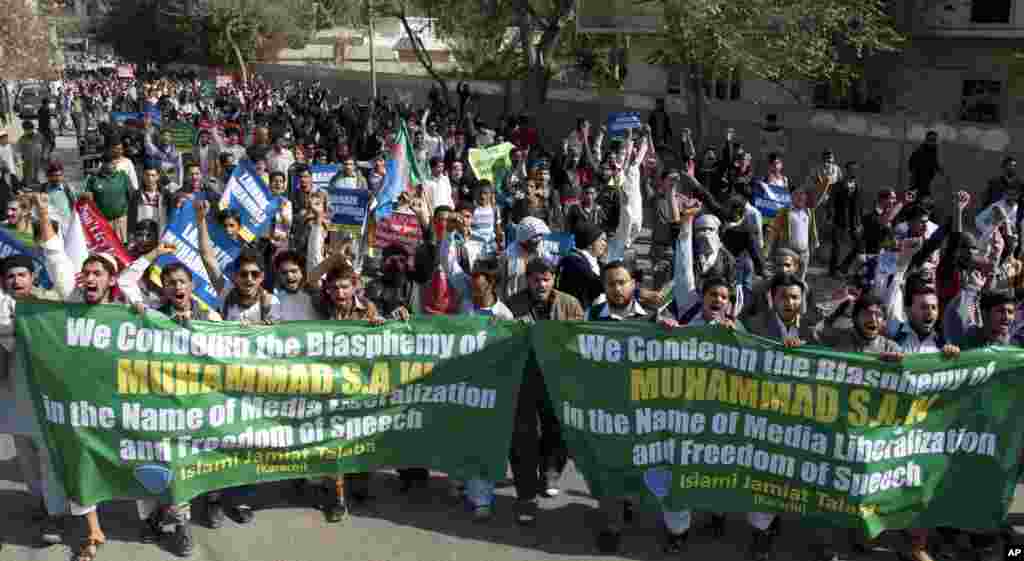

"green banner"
[168,121,196,152]
[16,302,528,506]
[531,322,1024,535]
[468,143,514,191]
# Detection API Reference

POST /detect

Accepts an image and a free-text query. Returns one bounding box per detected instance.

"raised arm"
[119,243,177,305]
[194,199,225,294]
[36,193,75,300]
[672,198,702,313]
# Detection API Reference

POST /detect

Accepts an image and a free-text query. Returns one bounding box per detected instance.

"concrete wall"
[252,63,1016,206]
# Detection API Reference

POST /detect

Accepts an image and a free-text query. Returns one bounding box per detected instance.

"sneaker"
[514,499,538,526]
[472,505,493,522]
[749,528,774,561]
[229,504,255,524]
[38,515,63,546]
[169,524,194,558]
[596,528,621,554]
[206,500,225,529]
[140,512,165,544]
[324,502,348,524]
[663,530,688,554]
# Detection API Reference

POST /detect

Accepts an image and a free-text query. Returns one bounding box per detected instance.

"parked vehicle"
[15,86,43,119]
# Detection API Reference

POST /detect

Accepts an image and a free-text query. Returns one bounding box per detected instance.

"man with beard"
[564,185,606,235]
[313,262,385,520]
[0,254,65,547]
[653,275,738,553]
[501,216,557,301]
[38,192,129,561]
[668,201,739,324]
[741,246,802,321]
[272,247,322,322]
[584,260,652,553]
[506,259,582,525]
[877,267,960,561]
[366,244,416,321]
[733,272,814,560]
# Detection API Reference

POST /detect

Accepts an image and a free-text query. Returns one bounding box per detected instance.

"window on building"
[971,0,1012,23]
[960,80,1002,123]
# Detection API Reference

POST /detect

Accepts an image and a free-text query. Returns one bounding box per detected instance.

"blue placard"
[292,164,339,194]
[155,199,241,309]
[220,161,283,243]
[607,112,642,137]
[110,110,162,128]
[752,178,791,219]
[329,188,370,228]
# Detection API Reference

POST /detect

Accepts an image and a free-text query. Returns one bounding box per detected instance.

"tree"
[511,0,577,109]
[0,0,61,79]
[645,0,904,147]
[204,0,311,84]
[95,0,197,66]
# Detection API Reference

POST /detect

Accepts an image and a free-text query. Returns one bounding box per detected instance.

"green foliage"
[95,0,198,64]
[645,0,905,93]
[205,0,311,67]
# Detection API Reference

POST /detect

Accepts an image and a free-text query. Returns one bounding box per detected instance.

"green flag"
[17,302,528,506]
[468,143,514,191]
[531,321,1024,536]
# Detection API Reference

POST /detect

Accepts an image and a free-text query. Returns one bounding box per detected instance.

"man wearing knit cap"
[0,253,65,546]
[502,216,556,301]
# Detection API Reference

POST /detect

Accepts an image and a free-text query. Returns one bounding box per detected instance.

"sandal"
[75,536,105,561]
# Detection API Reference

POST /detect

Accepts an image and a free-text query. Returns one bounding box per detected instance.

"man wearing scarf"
[366,244,417,321]
[669,203,740,324]
[501,216,557,301]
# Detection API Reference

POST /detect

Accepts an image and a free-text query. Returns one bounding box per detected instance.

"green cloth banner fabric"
[468,143,514,191]
[530,322,1024,536]
[16,302,528,506]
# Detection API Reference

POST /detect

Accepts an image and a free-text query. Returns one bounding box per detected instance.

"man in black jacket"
[829,161,862,277]
[557,222,606,309]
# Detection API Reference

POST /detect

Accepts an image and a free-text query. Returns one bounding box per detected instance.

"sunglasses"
[237,270,262,279]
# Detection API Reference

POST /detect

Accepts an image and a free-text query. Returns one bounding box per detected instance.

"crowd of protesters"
[0,70,1021,561]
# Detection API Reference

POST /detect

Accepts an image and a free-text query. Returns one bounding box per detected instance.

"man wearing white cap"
[501,216,557,301]
[36,192,128,561]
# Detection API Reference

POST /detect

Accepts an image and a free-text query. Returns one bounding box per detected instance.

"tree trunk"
[687,63,708,151]
[226,18,249,87]
[522,63,549,110]
[397,12,450,108]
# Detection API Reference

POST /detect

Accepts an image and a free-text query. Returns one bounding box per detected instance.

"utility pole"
[368,0,377,100]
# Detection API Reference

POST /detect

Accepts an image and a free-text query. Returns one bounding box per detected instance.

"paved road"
[0,124,1020,561]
